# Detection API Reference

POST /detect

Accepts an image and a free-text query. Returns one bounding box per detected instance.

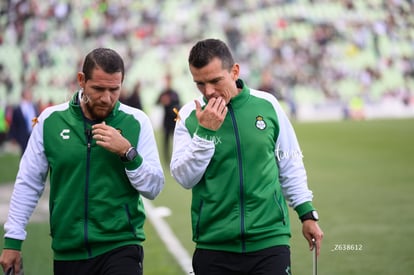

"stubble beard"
[84,101,112,121]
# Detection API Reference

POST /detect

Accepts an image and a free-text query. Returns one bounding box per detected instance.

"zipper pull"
[85,128,92,145]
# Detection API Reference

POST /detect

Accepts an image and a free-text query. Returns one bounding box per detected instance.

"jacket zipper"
[228,104,246,252]
[84,128,92,257]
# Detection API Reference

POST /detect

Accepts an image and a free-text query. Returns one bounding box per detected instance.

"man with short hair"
[0,48,164,275]
[170,38,323,275]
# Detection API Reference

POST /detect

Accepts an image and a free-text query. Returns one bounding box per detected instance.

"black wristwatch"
[300,210,319,223]
[121,147,138,162]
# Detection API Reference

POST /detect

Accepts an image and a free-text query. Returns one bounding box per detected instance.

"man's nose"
[205,84,215,97]
[100,91,111,103]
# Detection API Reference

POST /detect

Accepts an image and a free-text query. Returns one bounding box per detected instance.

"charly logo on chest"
[59,129,70,140]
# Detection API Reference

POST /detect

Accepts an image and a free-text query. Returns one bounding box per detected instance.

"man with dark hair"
[0,48,164,275]
[171,38,323,275]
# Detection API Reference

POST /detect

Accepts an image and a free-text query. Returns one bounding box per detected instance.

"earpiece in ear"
[81,90,90,104]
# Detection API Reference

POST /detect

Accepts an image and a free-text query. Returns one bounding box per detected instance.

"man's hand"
[92,121,131,156]
[0,249,22,274]
[302,220,324,256]
[195,97,228,131]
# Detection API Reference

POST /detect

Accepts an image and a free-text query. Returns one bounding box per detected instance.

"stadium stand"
[0,0,413,122]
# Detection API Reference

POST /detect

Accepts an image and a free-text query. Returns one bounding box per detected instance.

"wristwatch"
[300,210,319,223]
[121,147,138,162]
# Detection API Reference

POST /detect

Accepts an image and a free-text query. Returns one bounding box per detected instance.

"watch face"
[126,148,138,161]
[312,211,319,220]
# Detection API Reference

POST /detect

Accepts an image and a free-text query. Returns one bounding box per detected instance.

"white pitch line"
[143,198,193,274]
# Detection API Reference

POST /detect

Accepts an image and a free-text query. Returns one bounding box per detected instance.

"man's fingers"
[311,238,316,250]
[219,101,228,115]
[210,97,221,108]
[307,236,314,251]
[194,100,202,115]
[213,97,224,108]
[316,237,322,256]
[92,121,107,131]
[209,97,227,116]
[309,236,322,256]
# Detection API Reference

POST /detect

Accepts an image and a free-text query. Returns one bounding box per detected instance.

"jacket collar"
[228,79,250,109]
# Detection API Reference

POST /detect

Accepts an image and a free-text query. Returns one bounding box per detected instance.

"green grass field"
[1,118,413,274]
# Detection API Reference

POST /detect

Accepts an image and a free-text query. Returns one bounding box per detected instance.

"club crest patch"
[255,116,266,130]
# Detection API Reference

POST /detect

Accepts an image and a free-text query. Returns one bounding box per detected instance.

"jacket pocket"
[124,204,138,238]
[194,200,204,240]
[273,191,286,225]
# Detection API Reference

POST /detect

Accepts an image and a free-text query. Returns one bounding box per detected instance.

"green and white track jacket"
[3,91,164,260]
[170,79,315,253]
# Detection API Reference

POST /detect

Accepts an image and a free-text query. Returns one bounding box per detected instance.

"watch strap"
[300,211,318,222]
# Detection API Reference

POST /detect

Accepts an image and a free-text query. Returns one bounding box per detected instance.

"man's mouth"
[97,105,110,111]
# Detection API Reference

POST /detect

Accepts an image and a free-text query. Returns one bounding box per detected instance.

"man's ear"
[231,63,240,81]
[77,72,85,88]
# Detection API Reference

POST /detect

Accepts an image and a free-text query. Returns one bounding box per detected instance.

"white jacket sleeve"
[4,115,49,241]
[170,101,215,189]
[272,98,314,208]
[125,110,164,200]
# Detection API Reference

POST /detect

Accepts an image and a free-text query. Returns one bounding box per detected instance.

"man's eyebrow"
[90,84,120,90]
[195,76,223,84]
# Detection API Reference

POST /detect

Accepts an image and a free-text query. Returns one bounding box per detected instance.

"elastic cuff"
[195,125,217,141]
[294,202,315,218]
[124,154,143,170]
[4,238,23,251]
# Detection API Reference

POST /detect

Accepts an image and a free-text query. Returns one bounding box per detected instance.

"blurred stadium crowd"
[0,0,414,134]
